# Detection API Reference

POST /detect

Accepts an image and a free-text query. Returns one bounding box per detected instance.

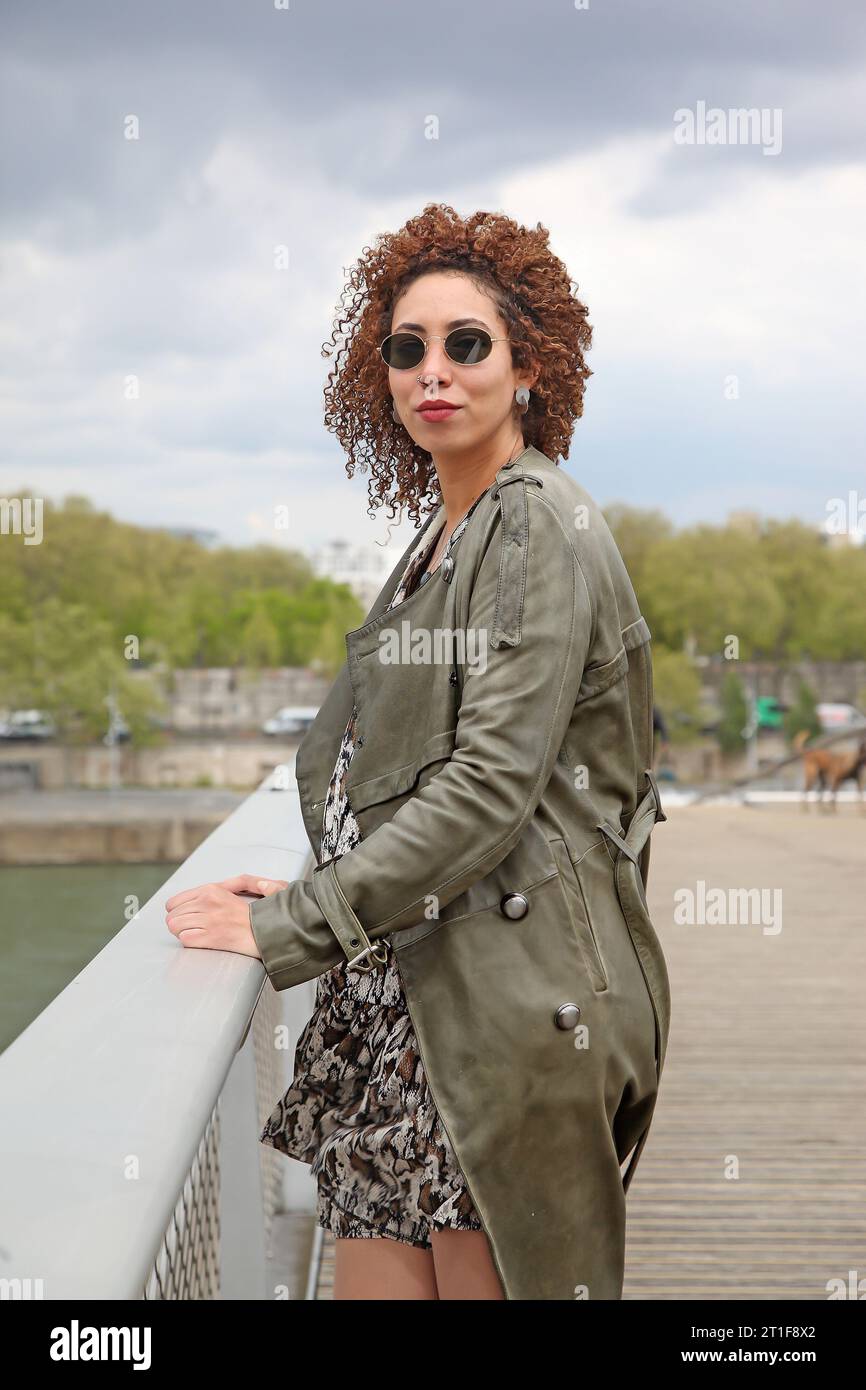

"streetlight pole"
[742,667,759,777]
[103,685,121,792]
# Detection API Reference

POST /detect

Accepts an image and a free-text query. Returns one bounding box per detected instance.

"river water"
[0,862,180,1053]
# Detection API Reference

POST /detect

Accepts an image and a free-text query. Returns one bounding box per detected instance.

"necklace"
[425,489,485,573]
[424,437,527,576]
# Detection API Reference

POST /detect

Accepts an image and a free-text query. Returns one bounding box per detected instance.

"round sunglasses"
[380,327,508,370]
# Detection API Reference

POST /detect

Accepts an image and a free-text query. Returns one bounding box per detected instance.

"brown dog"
[793,728,866,811]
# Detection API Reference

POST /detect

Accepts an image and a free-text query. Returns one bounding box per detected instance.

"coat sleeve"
[248,490,595,989]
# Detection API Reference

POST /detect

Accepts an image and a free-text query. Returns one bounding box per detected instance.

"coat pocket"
[575,644,629,703]
[346,728,457,813]
[549,838,609,992]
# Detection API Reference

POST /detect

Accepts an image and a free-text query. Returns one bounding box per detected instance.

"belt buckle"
[313,855,387,971]
[349,940,389,972]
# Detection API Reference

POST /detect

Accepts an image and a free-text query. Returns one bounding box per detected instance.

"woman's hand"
[165,874,290,960]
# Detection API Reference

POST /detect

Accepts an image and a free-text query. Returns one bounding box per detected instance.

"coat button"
[500,892,529,919]
[441,554,455,583]
[554,1003,581,1030]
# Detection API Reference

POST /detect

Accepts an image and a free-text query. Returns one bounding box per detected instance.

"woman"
[166,204,671,1301]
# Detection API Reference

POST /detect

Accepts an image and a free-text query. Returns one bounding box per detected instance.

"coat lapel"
[294,501,444,860]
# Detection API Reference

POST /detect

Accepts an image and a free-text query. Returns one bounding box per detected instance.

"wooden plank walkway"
[275,804,865,1300]
[622,802,866,1299]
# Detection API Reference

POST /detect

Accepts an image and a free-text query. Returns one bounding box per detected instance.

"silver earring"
[515,386,530,415]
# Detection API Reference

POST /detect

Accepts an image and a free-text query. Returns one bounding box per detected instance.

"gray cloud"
[3,0,864,239]
[1,0,865,548]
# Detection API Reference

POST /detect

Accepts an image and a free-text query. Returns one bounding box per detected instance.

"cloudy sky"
[2,0,864,569]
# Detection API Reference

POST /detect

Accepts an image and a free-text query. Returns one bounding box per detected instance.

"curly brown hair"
[321,202,593,527]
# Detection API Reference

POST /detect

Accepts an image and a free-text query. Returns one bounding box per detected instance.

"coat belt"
[310,856,388,971]
[596,767,666,864]
[597,767,668,1194]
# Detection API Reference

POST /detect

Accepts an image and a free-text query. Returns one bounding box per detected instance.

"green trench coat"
[248,444,672,1300]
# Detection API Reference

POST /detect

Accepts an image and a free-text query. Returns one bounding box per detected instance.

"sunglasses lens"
[446,329,493,364]
[381,328,496,368]
[381,333,425,369]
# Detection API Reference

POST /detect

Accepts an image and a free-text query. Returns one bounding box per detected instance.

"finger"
[217,874,288,896]
[251,877,290,895]
[166,908,210,937]
[166,897,205,919]
[214,874,259,893]
[175,926,209,945]
[165,884,210,910]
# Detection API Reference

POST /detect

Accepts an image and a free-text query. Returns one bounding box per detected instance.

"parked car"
[262,705,319,737]
[700,695,789,738]
[0,708,57,740]
[756,696,789,730]
[815,702,866,731]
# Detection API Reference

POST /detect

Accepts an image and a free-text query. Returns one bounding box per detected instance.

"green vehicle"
[756,696,785,730]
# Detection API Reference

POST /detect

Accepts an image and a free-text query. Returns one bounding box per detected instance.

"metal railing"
[0,760,315,1300]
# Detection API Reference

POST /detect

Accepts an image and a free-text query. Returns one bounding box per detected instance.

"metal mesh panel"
[139,984,285,1300]
[142,1104,221,1300]
[252,981,288,1251]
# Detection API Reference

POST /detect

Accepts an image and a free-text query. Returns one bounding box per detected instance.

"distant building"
[822,526,865,550]
[727,510,763,537]
[821,490,865,547]
[154,525,221,549]
[170,668,330,732]
[310,538,398,608]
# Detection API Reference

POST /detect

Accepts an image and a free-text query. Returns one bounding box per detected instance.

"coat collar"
[343,445,552,664]
[403,442,545,562]
[347,444,542,639]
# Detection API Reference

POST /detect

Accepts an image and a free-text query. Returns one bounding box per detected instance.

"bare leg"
[332,1236,439,1300]
[430,1228,506,1300]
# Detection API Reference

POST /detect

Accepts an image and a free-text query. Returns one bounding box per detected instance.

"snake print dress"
[259,497,490,1248]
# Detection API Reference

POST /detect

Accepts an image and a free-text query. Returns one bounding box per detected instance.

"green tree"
[0,598,166,744]
[646,527,784,658]
[0,489,363,682]
[650,647,704,743]
[813,546,866,659]
[717,670,749,757]
[757,521,832,658]
[602,504,674,611]
[237,603,282,667]
[783,678,820,746]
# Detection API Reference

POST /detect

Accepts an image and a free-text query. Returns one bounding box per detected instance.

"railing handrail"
[0,759,312,1299]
